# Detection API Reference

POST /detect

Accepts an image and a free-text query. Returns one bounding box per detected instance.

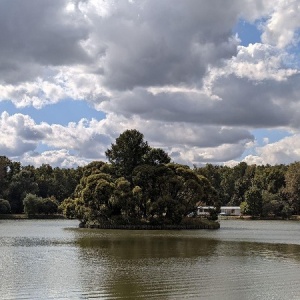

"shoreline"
[80,218,220,230]
[219,215,300,221]
[81,223,220,230]
[0,214,66,220]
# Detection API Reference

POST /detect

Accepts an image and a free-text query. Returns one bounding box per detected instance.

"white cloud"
[0,112,49,156]
[243,155,265,165]
[21,150,90,168]
[1,0,300,166]
[261,0,300,48]
[0,112,110,162]
[247,134,300,165]
[171,142,248,166]
[229,43,299,81]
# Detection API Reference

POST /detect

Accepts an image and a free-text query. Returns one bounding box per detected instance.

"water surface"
[0,219,299,299]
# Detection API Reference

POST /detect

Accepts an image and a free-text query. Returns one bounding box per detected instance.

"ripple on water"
[0,220,300,299]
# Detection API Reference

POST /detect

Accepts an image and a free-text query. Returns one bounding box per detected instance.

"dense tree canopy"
[284,162,300,215]
[68,162,216,226]
[0,159,83,214]
[0,130,300,220]
[105,129,171,179]
[68,132,214,226]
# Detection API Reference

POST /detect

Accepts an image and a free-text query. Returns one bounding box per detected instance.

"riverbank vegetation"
[0,129,300,225]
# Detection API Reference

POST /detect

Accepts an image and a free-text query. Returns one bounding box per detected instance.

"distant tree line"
[1,129,300,222]
[0,156,83,215]
[195,161,300,218]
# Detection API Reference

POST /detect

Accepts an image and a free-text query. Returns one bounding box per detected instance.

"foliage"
[23,193,58,216]
[0,199,11,214]
[70,162,215,226]
[240,201,249,215]
[59,197,77,219]
[245,186,262,217]
[8,169,39,213]
[105,129,170,179]
[284,162,300,214]
[66,131,218,226]
[1,130,300,220]
[23,194,40,216]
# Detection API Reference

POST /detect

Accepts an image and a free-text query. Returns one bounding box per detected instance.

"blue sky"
[234,19,262,46]
[0,99,105,125]
[0,0,300,168]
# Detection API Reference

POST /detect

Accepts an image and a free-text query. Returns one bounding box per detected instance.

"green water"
[0,219,299,299]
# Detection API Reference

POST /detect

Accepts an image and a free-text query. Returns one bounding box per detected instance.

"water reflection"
[0,220,300,299]
[76,230,219,258]
[74,229,300,299]
[75,231,219,299]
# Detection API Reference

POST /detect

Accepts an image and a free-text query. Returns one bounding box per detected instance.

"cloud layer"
[0,0,300,167]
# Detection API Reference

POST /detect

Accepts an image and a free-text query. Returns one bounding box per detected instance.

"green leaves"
[0,199,11,214]
[106,129,150,178]
[105,129,170,179]
[23,193,58,216]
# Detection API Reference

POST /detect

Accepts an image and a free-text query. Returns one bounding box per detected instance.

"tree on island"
[61,129,218,227]
[105,129,171,179]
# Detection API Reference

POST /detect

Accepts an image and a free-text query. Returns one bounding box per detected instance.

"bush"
[23,194,40,216]
[23,194,58,216]
[0,199,11,214]
[39,198,58,215]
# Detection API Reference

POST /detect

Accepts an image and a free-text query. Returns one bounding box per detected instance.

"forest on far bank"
[0,129,300,225]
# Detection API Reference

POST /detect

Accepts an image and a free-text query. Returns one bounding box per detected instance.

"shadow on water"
[75,230,219,259]
[73,229,300,299]
[74,230,220,299]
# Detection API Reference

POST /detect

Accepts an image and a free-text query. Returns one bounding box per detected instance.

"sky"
[1,0,300,168]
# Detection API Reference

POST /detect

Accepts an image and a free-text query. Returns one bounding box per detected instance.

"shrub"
[0,199,11,214]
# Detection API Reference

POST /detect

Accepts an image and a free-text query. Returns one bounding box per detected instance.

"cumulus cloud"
[0,112,48,156]
[100,70,300,129]
[226,43,299,81]
[261,0,300,48]
[0,0,241,105]
[21,150,90,169]
[91,0,240,90]
[244,134,300,165]
[0,0,90,85]
[174,142,250,166]
[0,112,110,161]
[0,110,255,166]
[0,0,300,166]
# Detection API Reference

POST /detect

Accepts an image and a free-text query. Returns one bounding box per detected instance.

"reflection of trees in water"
[76,231,219,259]
[75,231,219,298]
[74,230,300,299]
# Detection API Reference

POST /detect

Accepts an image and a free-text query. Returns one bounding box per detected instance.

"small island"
[60,129,220,230]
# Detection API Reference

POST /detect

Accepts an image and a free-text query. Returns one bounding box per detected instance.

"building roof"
[221,206,240,210]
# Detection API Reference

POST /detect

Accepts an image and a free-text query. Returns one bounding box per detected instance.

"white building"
[220,206,241,216]
[197,206,241,216]
[196,206,215,216]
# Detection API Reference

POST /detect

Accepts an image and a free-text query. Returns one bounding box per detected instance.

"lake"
[0,219,299,299]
